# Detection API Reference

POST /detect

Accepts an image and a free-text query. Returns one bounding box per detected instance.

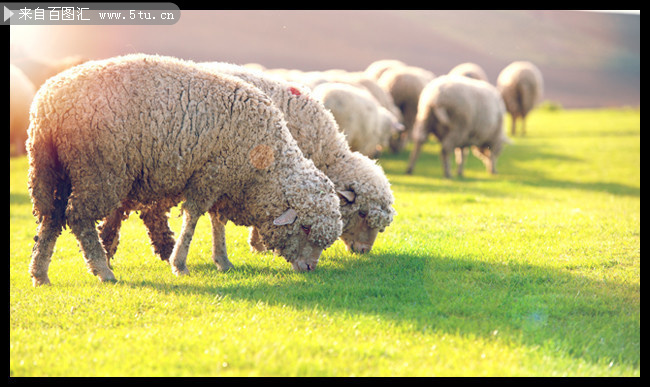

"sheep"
[496,61,543,136]
[406,75,509,178]
[304,70,404,123]
[448,62,489,82]
[377,65,435,153]
[311,82,404,158]
[27,54,342,286]
[364,59,407,81]
[99,62,397,265]
[201,64,396,255]
[10,64,35,156]
[261,68,403,124]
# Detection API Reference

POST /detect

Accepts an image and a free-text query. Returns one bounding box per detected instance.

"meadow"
[10,107,640,376]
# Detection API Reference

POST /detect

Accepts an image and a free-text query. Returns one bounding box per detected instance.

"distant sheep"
[10,64,35,156]
[496,61,543,136]
[306,70,404,123]
[448,62,488,82]
[406,75,509,178]
[377,65,435,152]
[27,54,342,286]
[312,82,404,158]
[364,59,407,80]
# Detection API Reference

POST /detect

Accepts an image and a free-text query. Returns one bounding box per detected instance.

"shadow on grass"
[123,249,639,369]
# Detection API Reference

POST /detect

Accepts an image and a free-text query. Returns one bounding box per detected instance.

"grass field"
[10,107,640,376]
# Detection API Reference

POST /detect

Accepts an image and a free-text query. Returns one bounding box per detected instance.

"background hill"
[10,10,640,108]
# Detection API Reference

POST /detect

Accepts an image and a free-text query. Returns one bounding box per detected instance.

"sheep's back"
[29,54,280,202]
[421,75,504,145]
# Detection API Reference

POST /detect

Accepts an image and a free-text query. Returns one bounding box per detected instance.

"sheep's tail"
[27,119,70,231]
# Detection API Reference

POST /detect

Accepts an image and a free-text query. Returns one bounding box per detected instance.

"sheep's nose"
[292,260,318,272]
[352,242,372,254]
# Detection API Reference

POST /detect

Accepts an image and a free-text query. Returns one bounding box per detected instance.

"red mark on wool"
[289,87,301,96]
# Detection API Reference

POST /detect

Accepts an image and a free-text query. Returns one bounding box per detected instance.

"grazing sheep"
[304,70,404,123]
[206,65,396,255]
[448,62,489,82]
[10,64,35,156]
[406,75,509,178]
[377,65,435,152]
[312,82,404,158]
[27,54,342,286]
[100,62,396,264]
[496,61,543,136]
[364,59,407,81]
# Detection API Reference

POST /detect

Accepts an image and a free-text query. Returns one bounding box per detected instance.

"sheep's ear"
[273,208,298,226]
[337,190,356,204]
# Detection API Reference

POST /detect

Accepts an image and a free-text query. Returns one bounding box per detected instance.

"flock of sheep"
[10,53,543,286]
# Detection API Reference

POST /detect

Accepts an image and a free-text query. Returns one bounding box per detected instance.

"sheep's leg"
[455,147,469,177]
[440,143,453,179]
[98,207,129,267]
[406,138,425,174]
[510,114,518,136]
[471,146,495,174]
[69,218,116,283]
[521,115,527,136]
[140,203,176,262]
[168,206,201,276]
[208,209,233,271]
[248,226,266,253]
[29,217,62,286]
[488,148,498,174]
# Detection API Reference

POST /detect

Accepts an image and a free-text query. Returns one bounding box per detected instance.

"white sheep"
[10,64,35,156]
[406,75,509,178]
[448,62,489,82]
[496,61,544,136]
[101,62,397,263]
[376,65,435,152]
[27,54,342,286]
[312,82,404,158]
[364,59,407,81]
[303,70,404,124]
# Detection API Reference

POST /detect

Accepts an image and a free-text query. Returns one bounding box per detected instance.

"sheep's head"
[252,167,342,272]
[336,188,395,254]
[269,208,324,271]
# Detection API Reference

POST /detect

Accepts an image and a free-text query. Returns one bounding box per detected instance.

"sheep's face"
[337,189,394,254]
[340,210,379,254]
[250,162,342,271]
[258,208,342,272]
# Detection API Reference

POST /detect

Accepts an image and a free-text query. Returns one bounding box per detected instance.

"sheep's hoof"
[172,266,190,276]
[97,271,117,283]
[32,276,51,287]
[213,258,234,272]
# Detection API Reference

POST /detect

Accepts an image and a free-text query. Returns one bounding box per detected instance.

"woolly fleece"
[100,61,396,262]
[27,54,341,285]
[496,61,544,136]
[406,75,508,178]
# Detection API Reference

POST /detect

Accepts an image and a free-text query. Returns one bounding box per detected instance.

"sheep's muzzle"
[341,218,379,254]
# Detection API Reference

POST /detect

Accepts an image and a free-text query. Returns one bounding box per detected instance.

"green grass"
[10,108,640,376]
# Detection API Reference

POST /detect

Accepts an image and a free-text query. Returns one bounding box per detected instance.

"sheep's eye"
[359,211,367,218]
[301,225,311,235]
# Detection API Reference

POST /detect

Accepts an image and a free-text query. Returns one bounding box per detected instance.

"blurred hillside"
[10,10,640,108]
